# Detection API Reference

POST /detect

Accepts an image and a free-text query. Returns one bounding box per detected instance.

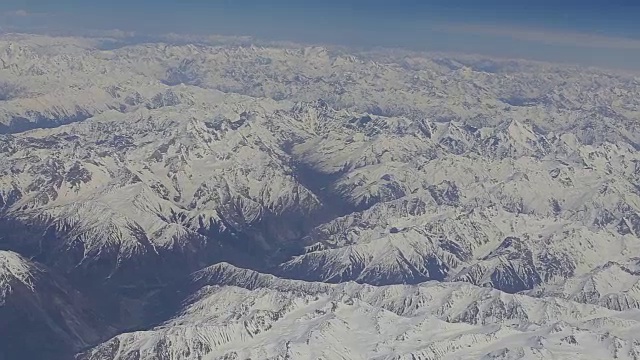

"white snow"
[1,33,640,359]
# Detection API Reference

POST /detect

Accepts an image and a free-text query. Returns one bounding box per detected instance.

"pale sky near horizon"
[1,0,640,70]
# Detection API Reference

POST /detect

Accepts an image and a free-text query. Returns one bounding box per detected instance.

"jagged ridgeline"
[0,34,640,359]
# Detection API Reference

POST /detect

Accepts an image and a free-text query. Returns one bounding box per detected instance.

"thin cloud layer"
[1,9,33,17]
[435,23,640,50]
[0,9,50,23]
[10,9,29,17]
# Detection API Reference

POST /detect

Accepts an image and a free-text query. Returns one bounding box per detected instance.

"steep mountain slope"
[275,108,640,292]
[0,250,113,360]
[0,33,639,359]
[79,263,640,360]
[2,93,638,295]
[527,259,640,311]
[0,93,325,288]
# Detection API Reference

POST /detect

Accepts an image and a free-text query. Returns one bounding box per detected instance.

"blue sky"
[1,0,640,69]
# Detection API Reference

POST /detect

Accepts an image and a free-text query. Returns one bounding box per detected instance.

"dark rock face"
[76,338,121,360]
[0,188,21,212]
[500,96,542,107]
[3,36,640,360]
[0,82,23,101]
[428,181,460,206]
[163,59,202,87]
[0,113,93,135]
[0,253,114,360]
[65,162,92,189]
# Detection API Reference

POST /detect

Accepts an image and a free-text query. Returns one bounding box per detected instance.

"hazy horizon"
[1,0,640,70]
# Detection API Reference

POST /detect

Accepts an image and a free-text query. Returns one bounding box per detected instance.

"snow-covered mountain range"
[79,263,640,360]
[0,33,639,359]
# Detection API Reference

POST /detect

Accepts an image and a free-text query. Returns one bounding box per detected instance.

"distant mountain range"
[1,33,640,359]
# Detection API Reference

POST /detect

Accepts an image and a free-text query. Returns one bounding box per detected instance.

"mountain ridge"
[0,33,639,359]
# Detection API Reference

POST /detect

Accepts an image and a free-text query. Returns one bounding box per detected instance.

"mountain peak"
[0,250,38,293]
[2,33,640,360]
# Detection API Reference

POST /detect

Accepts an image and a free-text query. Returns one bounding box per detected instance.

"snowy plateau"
[0,33,639,359]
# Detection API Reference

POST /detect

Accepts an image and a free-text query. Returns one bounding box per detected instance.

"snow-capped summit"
[0,251,113,360]
[79,263,640,360]
[1,33,640,359]
[0,250,37,295]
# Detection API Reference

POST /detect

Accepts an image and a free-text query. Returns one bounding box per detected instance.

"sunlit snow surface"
[0,33,640,359]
